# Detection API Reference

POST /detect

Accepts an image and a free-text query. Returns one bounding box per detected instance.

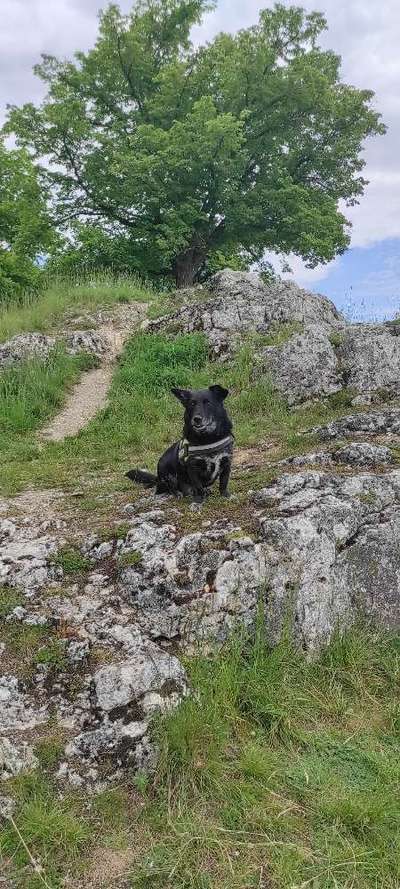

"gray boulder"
[284,442,394,468]
[260,324,341,405]
[337,325,400,400]
[208,269,344,329]
[0,329,109,369]
[0,676,48,732]
[118,525,266,650]
[147,268,343,359]
[255,470,400,649]
[0,332,56,367]
[0,525,57,591]
[310,408,400,440]
[93,644,187,715]
[0,737,37,779]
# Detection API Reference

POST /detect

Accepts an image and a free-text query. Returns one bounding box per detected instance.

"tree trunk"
[173,244,206,288]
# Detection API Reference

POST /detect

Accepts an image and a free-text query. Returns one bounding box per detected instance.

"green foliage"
[0,348,93,444]
[118,550,143,568]
[0,772,89,888]
[2,591,400,888]
[53,546,90,574]
[1,623,49,664]
[133,628,400,888]
[0,325,357,495]
[34,640,67,670]
[35,737,66,769]
[0,140,52,302]
[7,1,384,286]
[329,330,345,347]
[0,585,22,619]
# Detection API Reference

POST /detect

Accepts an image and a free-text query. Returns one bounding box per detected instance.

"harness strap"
[178,434,233,464]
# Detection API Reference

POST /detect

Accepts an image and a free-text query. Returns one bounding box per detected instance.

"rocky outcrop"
[254,470,400,649]
[0,737,38,778]
[337,325,400,403]
[2,467,400,786]
[147,268,343,360]
[284,442,395,468]
[148,270,400,406]
[310,408,400,440]
[260,324,341,405]
[2,269,400,791]
[0,330,109,368]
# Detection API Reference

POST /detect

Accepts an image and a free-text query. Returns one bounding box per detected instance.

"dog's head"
[171,385,231,440]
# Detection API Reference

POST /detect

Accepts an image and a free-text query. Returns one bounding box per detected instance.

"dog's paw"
[189,501,204,513]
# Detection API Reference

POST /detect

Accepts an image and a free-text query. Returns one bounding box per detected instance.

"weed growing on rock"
[53,546,90,575]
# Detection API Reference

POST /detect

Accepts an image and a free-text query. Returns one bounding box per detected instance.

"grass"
[0,346,97,465]
[2,628,400,888]
[0,331,354,496]
[52,546,90,575]
[0,271,154,342]
[117,550,143,568]
[130,627,400,888]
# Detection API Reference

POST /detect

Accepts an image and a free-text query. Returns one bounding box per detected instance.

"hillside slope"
[1,271,400,888]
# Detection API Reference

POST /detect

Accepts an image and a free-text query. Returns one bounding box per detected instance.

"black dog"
[126,385,233,502]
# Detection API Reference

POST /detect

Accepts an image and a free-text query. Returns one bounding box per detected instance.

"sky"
[1,0,399,319]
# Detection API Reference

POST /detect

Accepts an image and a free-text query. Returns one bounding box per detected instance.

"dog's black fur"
[126,385,233,502]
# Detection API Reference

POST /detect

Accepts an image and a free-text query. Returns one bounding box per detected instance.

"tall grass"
[0,271,154,343]
[0,348,96,462]
[132,628,400,888]
[2,628,399,889]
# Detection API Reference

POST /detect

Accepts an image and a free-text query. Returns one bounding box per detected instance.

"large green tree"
[6,0,385,287]
[0,141,52,300]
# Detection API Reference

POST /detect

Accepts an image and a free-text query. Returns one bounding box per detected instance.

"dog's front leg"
[219,457,231,498]
[186,463,205,503]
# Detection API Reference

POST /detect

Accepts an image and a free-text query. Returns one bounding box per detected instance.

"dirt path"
[40,308,145,443]
[41,365,115,442]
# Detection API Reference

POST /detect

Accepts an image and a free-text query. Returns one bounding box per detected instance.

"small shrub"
[329,331,345,348]
[118,550,142,568]
[53,546,90,575]
[35,737,65,769]
[34,640,67,671]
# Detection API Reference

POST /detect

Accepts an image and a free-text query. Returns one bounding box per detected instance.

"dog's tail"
[125,468,158,488]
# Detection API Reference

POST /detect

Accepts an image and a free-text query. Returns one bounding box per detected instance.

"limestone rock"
[285,442,394,468]
[0,333,56,367]
[311,408,400,440]
[255,470,400,649]
[64,330,108,359]
[337,325,400,400]
[148,268,343,359]
[0,737,38,779]
[0,528,57,591]
[117,524,266,650]
[93,644,187,715]
[0,329,109,369]
[0,676,48,732]
[261,324,341,405]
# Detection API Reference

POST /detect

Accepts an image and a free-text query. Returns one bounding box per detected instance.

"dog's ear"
[209,385,229,401]
[171,387,191,405]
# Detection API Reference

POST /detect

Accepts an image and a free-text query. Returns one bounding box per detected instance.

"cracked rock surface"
[2,466,400,786]
[0,330,110,368]
[149,269,400,405]
[148,268,343,362]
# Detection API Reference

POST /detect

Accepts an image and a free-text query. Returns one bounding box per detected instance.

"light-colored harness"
[178,434,234,465]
